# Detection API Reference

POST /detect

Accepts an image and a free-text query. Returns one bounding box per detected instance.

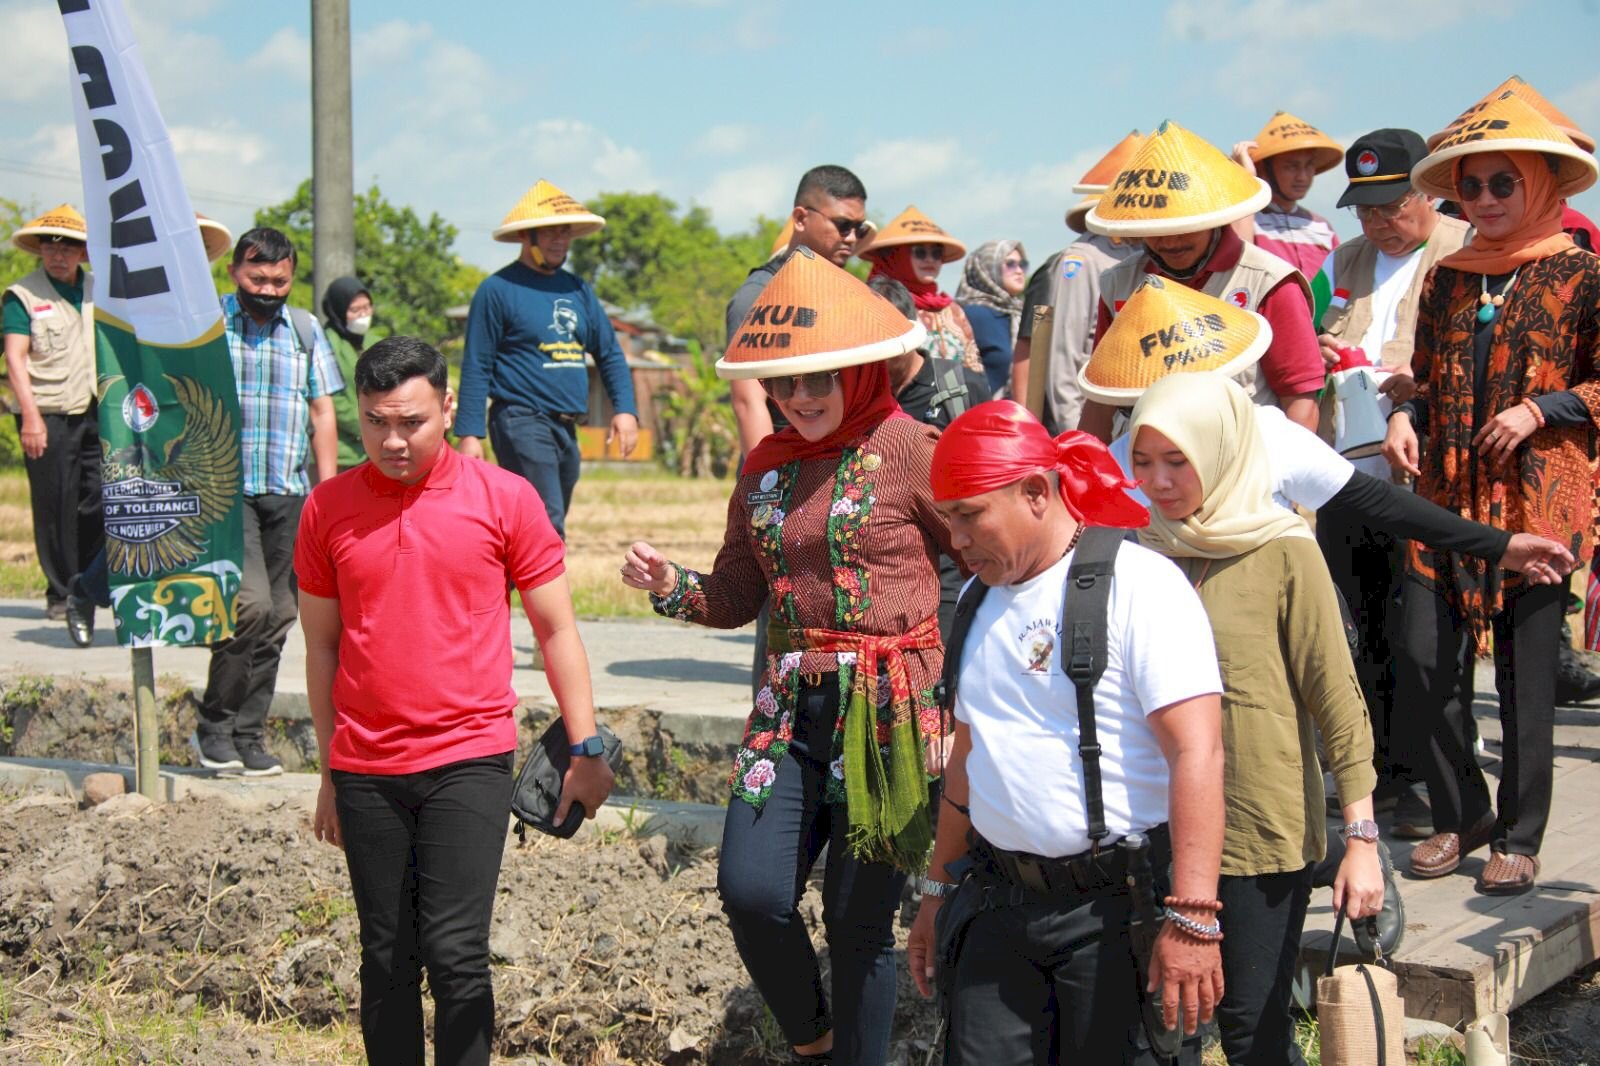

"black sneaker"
[237,742,283,778]
[192,732,243,771]
[1391,782,1434,840]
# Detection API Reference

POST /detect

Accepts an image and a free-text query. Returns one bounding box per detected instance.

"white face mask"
[346,314,372,336]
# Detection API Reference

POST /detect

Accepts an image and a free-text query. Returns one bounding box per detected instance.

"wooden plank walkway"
[1301,687,1600,1027]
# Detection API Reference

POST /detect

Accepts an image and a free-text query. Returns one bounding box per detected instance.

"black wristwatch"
[569,735,605,758]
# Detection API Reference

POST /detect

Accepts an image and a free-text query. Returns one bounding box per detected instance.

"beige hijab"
[1128,374,1313,560]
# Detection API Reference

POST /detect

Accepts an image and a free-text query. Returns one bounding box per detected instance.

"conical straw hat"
[196,213,233,263]
[1413,90,1598,200]
[1086,120,1270,238]
[1077,275,1271,404]
[1073,130,1146,194]
[10,203,86,255]
[1065,195,1099,234]
[1249,111,1343,173]
[858,205,965,262]
[769,216,795,258]
[716,247,926,380]
[1427,76,1595,153]
[493,180,606,242]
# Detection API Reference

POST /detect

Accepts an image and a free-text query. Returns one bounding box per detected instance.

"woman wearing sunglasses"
[954,239,1030,396]
[621,248,957,1065]
[1382,91,1600,895]
[862,206,983,377]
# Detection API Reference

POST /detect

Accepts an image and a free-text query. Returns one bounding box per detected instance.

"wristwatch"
[916,877,960,899]
[569,735,605,758]
[1339,819,1381,844]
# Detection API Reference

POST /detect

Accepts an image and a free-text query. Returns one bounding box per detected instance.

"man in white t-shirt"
[907,400,1226,1064]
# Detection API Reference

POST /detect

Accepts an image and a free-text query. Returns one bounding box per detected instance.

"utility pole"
[310,0,354,310]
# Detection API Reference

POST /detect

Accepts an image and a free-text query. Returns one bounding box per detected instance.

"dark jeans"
[488,404,580,539]
[199,494,304,745]
[718,682,906,1065]
[1216,866,1314,1066]
[1395,580,1561,854]
[332,752,514,1066]
[18,408,102,607]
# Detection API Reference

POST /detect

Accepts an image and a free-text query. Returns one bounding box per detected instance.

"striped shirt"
[223,292,344,497]
[1253,204,1340,278]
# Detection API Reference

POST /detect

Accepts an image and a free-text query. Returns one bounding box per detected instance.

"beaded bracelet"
[1163,896,1223,913]
[1521,396,1546,429]
[1162,907,1224,942]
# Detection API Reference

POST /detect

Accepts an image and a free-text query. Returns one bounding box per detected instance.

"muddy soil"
[0,789,940,1065]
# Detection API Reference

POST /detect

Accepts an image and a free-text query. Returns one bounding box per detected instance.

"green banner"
[97,314,243,647]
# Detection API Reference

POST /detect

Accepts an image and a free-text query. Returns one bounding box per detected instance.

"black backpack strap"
[937,578,990,718]
[1061,526,1122,848]
[925,357,970,421]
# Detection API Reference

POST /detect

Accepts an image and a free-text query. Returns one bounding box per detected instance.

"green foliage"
[0,197,37,292]
[655,340,737,478]
[251,179,486,343]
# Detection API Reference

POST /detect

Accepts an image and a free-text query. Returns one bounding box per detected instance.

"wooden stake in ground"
[131,648,160,801]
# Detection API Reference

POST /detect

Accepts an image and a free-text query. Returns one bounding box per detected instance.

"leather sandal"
[1479,850,1540,895]
[1409,814,1494,879]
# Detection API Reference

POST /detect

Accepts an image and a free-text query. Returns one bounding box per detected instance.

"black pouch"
[510,719,623,839]
[932,873,985,1006]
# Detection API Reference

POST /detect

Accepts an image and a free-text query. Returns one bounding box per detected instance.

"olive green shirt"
[1180,537,1376,877]
[327,329,365,470]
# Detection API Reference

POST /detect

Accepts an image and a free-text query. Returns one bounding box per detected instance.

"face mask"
[237,289,286,318]
[346,315,372,336]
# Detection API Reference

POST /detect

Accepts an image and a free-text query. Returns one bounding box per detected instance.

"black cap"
[1336,129,1428,208]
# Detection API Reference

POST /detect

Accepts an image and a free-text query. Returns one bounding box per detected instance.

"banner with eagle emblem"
[61,0,243,647]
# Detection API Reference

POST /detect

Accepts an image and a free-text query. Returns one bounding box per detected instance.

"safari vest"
[1102,245,1310,407]
[1318,215,1470,369]
[5,267,95,415]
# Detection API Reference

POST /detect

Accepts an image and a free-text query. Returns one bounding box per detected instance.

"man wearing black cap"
[1312,129,1470,838]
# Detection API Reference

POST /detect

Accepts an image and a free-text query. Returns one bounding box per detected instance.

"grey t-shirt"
[724,256,788,431]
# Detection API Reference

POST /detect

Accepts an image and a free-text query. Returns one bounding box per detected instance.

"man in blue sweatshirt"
[456,180,638,538]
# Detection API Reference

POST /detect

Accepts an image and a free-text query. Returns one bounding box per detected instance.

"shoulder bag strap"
[938,578,989,718]
[1061,525,1122,846]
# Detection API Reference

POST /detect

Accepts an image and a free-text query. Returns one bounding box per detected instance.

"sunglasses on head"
[1456,172,1523,202]
[759,371,839,402]
[801,205,871,240]
[910,244,946,262]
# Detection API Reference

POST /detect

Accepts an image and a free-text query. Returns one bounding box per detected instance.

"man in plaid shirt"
[195,227,343,776]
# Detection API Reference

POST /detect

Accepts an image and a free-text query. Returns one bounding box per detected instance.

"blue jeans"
[488,404,581,539]
[717,681,906,1065]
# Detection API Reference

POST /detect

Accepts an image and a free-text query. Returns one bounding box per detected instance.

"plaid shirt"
[223,292,344,497]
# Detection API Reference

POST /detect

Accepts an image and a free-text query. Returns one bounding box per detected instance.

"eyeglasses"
[910,244,947,262]
[1350,192,1417,223]
[1456,172,1523,202]
[760,371,839,402]
[801,205,871,240]
[1002,257,1029,272]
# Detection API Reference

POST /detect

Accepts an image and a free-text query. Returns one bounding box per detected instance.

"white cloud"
[241,26,309,84]
[852,138,962,194]
[0,2,70,103]
[697,163,793,229]
[692,123,758,156]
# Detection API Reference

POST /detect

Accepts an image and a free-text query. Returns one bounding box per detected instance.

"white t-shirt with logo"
[955,541,1223,858]
[1111,403,1353,512]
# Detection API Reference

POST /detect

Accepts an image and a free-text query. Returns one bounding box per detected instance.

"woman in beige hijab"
[1129,373,1383,1065]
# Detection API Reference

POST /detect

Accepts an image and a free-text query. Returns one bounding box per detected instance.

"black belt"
[973,823,1170,901]
[494,405,583,426]
[550,411,583,426]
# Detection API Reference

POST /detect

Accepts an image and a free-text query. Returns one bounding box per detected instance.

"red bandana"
[931,400,1149,528]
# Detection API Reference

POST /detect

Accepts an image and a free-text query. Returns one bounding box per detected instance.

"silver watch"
[1339,819,1380,843]
[916,877,960,899]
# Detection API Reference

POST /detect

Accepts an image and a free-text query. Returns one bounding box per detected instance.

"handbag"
[510,719,623,840]
[1316,903,1406,1066]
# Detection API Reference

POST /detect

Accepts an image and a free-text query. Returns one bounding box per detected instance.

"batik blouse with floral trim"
[652,417,957,810]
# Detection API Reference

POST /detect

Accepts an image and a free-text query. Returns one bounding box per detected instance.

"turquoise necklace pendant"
[1478,269,1520,324]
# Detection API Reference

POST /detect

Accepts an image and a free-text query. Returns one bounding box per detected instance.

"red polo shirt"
[295,445,565,774]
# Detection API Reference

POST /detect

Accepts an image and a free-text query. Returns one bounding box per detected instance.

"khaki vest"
[1318,214,1470,369]
[5,267,95,415]
[1101,243,1310,406]
[1037,233,1139,432]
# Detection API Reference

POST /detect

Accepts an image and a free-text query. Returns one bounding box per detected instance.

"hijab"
[741,361,909,476]
[868,247,953,312]
[953,240,1025,342]
[1129,374,1313,560]
[1439,151,1574,275]
[321,275,371,350]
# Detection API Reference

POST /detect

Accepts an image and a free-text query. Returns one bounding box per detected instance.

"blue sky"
[3,0,1598,299]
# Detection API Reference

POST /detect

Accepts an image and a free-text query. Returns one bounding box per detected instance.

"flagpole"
[131,647,161,799]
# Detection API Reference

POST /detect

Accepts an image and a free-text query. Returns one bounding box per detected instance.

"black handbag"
[510,719,623,839]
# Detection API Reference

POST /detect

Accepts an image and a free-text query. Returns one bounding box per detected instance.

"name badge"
[746,489,782,505]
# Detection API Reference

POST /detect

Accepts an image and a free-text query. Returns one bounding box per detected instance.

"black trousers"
[17,408,102,607]
[1394,580,1561,854]
[1216,866,1314,1066]
[333,752,514,1066]
[198,494,304,745]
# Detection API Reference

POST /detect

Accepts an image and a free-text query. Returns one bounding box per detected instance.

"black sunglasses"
[1456,172,1523,202]
[802,205,871,240]
[759,371,839,402]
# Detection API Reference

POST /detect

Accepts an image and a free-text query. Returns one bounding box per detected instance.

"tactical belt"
[974,822,1170,902]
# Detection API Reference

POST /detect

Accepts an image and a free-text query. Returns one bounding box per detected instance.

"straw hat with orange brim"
[492,179,606,242]
[1073,130,1146,195]
[196,214,233,263]
[1065,195,1099,234]
[769,217,795,258]
[1412,90,1599,201]
[1427,75,1595,154]
[10,204,87,256]
[1077,274,1271,405]
[1086,120,1271,239]
[857,205,965,263]
[716,246,926,380]
[1248,111,1344,174]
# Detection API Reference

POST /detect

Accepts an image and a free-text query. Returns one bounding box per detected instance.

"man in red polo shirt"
[295,336,613,1066]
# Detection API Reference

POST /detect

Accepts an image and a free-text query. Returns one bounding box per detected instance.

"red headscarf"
[1439,151,1574,275]
[931,400,1150,528]
[867,246,953,312]
[741,361,910,476]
